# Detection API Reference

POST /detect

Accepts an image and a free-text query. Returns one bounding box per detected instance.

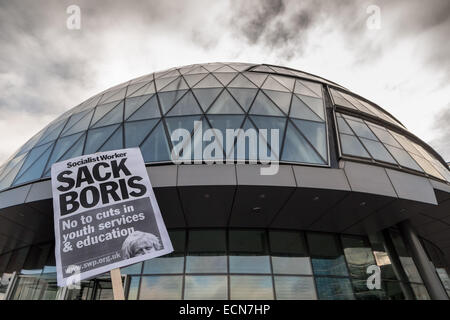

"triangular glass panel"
[214,65,237,73]
[98,126,123,152]
[140,122,171,162]
[281,122,325,164]
[61,109,94,137]
[166,115,201,137]
[183,74,207,88]
[155,76,178,91]
[212,73,236,86]
[91,101,122,127]
[166,91,202,116]
[157,69,180,79]
[294,80,319,98]
[340,134,371,159]
[125,81,148,97]
[99,87,127,104]
[243,72,267,87]
[292,119,327,161]
[84,124,120,155]
[249,91,284,116]
[192,88,223,112]
[206,115,245,139]
[92,101,124,128]
[203,63,224,72]
[13,142,53,186]
[128,81,156,98]
[125,119,159,148]
[251,65,276,73]
[185,66,209,75]
[191,117,215,162]
[43,134,86,177]
[272,75,295,91]
[15,142,53,179]
[35,119,67,147]
[178,65,196,75]
[230,63,254,72]
[262,90,291,115]
[159,77,189,92]
[227,74,257,88]
[250,116,286,159]
[0,153,27,182]
[44,132,84,173]
[128,95,160,121]
[207,90,244,114]
[158,90,188,114]
[61,110,91,136]
[228,88,258,112]
[301,80,323,98]
[125,95,154,120]
[193,74,223,88]
[13,130,45,157]
[229,118,258,161]
[336,116,354,135]
[0,153,27,190]
[261,76,290,92]
[290,95,323,122]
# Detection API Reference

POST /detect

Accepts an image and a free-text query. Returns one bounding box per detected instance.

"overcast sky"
[0,0,449,163]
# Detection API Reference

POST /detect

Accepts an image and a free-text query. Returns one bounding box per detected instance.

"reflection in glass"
[184,276,227,300]
[230,276,274,300]
[308,233,349,277]
[139,276,183,300]
[127,276,140,300]
[315,277,354,300]
[186,230,227,273]
[341,236,376,279]
[274,276,316,300]
[229,230,271,274]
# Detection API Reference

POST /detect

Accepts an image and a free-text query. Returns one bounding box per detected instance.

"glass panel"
[124,119,159,148]
[213,73,235,86]
[186,230,227,274]
[346,119,377,140]
[368,233,397,280]
[160,77,189,92]
[166,91,202,116]
[155,76,178,91]
[270,231,312,275]
[128,81,155,98]
[292,119,327,161]
[207,90,244,114]
[290,95,322,122]
[13,143,53,185]
[340,134,370,158]
[360,138,397,164]
[227,74,257,88]
[127,95,160,121]
[121,262,142,275]
[281,122,325,164]
[274,276,316,300]
[272,75,295,91]
[308,233,349,277]
[140,122,171,162]
[0,153,27,190]
[91,101,120,127]
[315,277,354,300]
[193,74,223,88]
[15,142,53,179]
[143,231,185,274]
[250,116,286,158]
[341,236,376,279]
[298,95,325,120]
[44,133,83,172]
[97,126,123,152]
[92,101,124,128]
[351,278,385,300]
[368,124,402,148]
[411,283,430,300]
[336,116,353,135]
[410,154,444,179]
[84,124,120,155]
[244,72,267,87]
[192,88,223,112]
[383,280,406,300]
[61,109,94,136]
[390,231,423,283]
[229,230,271,274]
[183,74,207,88]
[385,145,423,171]
[127,276,140,300]
[227,88,258,112]
[262,90,291,115]
[35,120,67,147]
[249,91,284,116]
[262,76,290,92]
[184,276,227,300]
[230,276,274,300]
[139,276,182,300]
[158,90,188,114]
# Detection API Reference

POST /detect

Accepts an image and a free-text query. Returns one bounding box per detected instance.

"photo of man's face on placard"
[121,231,163,259]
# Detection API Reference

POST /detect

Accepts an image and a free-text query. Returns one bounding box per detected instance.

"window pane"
[229,230,271,274]
[184,276,227,300]
[121,262,142,275]
[186,230,227,273]
[411,283,430,300]
[341,235,376,279]
[230,276,274,300]
[274,276,316,300]
[385,145,423,171]
[282,122,325,164]
[127,276,140,300]
[390,231,423,283]
[383,280,406,300]
[368,233,397,280]
[360,138,397,164]
[270,231,312,275]
[307,233,348,276]
[351,278,385,300]
[340,134,370,158]
[345,119,377,140]
[315,277,354,300]
[143,231,185,274]
[139,276,182,300]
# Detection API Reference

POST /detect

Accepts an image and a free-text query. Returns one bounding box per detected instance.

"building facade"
[0,62,449,300]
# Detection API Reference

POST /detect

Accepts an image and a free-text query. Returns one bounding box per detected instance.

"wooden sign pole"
[110,268,125,300]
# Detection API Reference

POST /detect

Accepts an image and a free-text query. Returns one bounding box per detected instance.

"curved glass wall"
[0,229,431,300]
[0,62,330,191]
[336,112,450,183]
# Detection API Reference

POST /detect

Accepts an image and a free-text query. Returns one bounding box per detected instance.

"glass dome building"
[0,62,449,300]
